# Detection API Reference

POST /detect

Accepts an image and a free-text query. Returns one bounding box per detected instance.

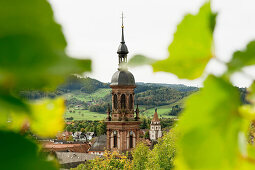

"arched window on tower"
[113,94,118,109]
[121,94,126,109]
[113,131,117,148]
[129,131,133,148]
[129,94,133,110]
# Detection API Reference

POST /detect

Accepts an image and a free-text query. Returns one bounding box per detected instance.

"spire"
[152,108,159,122]
[121,12,125,43]
[117,12,129,66]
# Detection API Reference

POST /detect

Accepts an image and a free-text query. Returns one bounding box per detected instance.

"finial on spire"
[121,12,125,43]
[121,12,124,28]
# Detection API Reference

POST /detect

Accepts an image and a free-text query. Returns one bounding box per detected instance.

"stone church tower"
[149,109,162,141]
[105,15,141,153]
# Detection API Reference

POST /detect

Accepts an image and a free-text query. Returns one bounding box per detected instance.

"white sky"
[49,0,255,87]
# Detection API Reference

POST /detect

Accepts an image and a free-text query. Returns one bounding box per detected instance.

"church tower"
[149,109,162,141]
[105,14,141,153]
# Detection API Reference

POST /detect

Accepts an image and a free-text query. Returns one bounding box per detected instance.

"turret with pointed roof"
[152,108,160,122]
[149,108,162,141]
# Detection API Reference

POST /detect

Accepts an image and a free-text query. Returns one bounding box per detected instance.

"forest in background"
[19,75,199,120]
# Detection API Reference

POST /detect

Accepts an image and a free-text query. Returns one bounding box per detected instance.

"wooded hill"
[19,75,199,120]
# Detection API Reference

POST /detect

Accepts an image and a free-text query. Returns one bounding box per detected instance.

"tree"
[132,142,150,170]
[146,129,176,169]
[144,131,149,139]
[66,125,72,132]
[71,151,132,170]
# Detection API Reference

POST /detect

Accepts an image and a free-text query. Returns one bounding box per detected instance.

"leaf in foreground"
[175,75,242,169]
[0,0,91,90]
[2,97,65,137]
[227,41,255,73]
[0,131,58,170]
[152,2,216,79]
[29,97,65,137]
[128,55,156,67]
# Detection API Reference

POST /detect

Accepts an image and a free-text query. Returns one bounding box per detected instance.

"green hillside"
[20,75,198,121]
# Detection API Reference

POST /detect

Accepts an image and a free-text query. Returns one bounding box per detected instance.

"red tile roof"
[42,142,90,153]
[152,109,159,122]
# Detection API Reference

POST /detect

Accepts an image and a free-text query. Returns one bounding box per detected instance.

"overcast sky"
[49,0,255,87]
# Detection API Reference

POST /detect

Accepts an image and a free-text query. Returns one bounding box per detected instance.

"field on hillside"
[140,105,175,119]
[63,88,187,121]
[64,88,111,102]
[64,109,106,121]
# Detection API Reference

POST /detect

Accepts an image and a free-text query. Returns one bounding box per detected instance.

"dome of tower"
[110,70,135,86]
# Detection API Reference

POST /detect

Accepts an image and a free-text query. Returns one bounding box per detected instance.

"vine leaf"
[128,55,156,67]
[0,131,58,170]
[3,97,65,137]
[0,0,91,90]
[152,2,216,79]
[247,81,255,104]
[175,75,242,169]
[29,97,65,137]
[228,41,255,73]
[128,2,216,80]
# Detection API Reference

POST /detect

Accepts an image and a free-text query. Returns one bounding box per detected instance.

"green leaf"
[29,97,65,137]
[0,0,91,90]
[228,41,255,73]
[0,91,30,113]
[247,81,255,104]
[128,55,156,67]
[0,131,58,170]
[0,97,65,137]
[152,2,216,79]
[175,75,243,169]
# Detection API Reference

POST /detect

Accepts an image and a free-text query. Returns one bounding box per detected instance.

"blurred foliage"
[129,1,255,170]
[227,41,255,73]
[0,0,91,169]
[129,2,216,80]
[71,151,132,170]
[0,131,59,170]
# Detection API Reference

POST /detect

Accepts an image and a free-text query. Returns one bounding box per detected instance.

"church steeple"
[106,14,140,153]
[117,13,128,66]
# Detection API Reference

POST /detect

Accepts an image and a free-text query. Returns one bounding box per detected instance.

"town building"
[88,135,107,155]
[55,152,97,169]
[105,14,141,153]
[149,109,162,140]
[42,142,90,153]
